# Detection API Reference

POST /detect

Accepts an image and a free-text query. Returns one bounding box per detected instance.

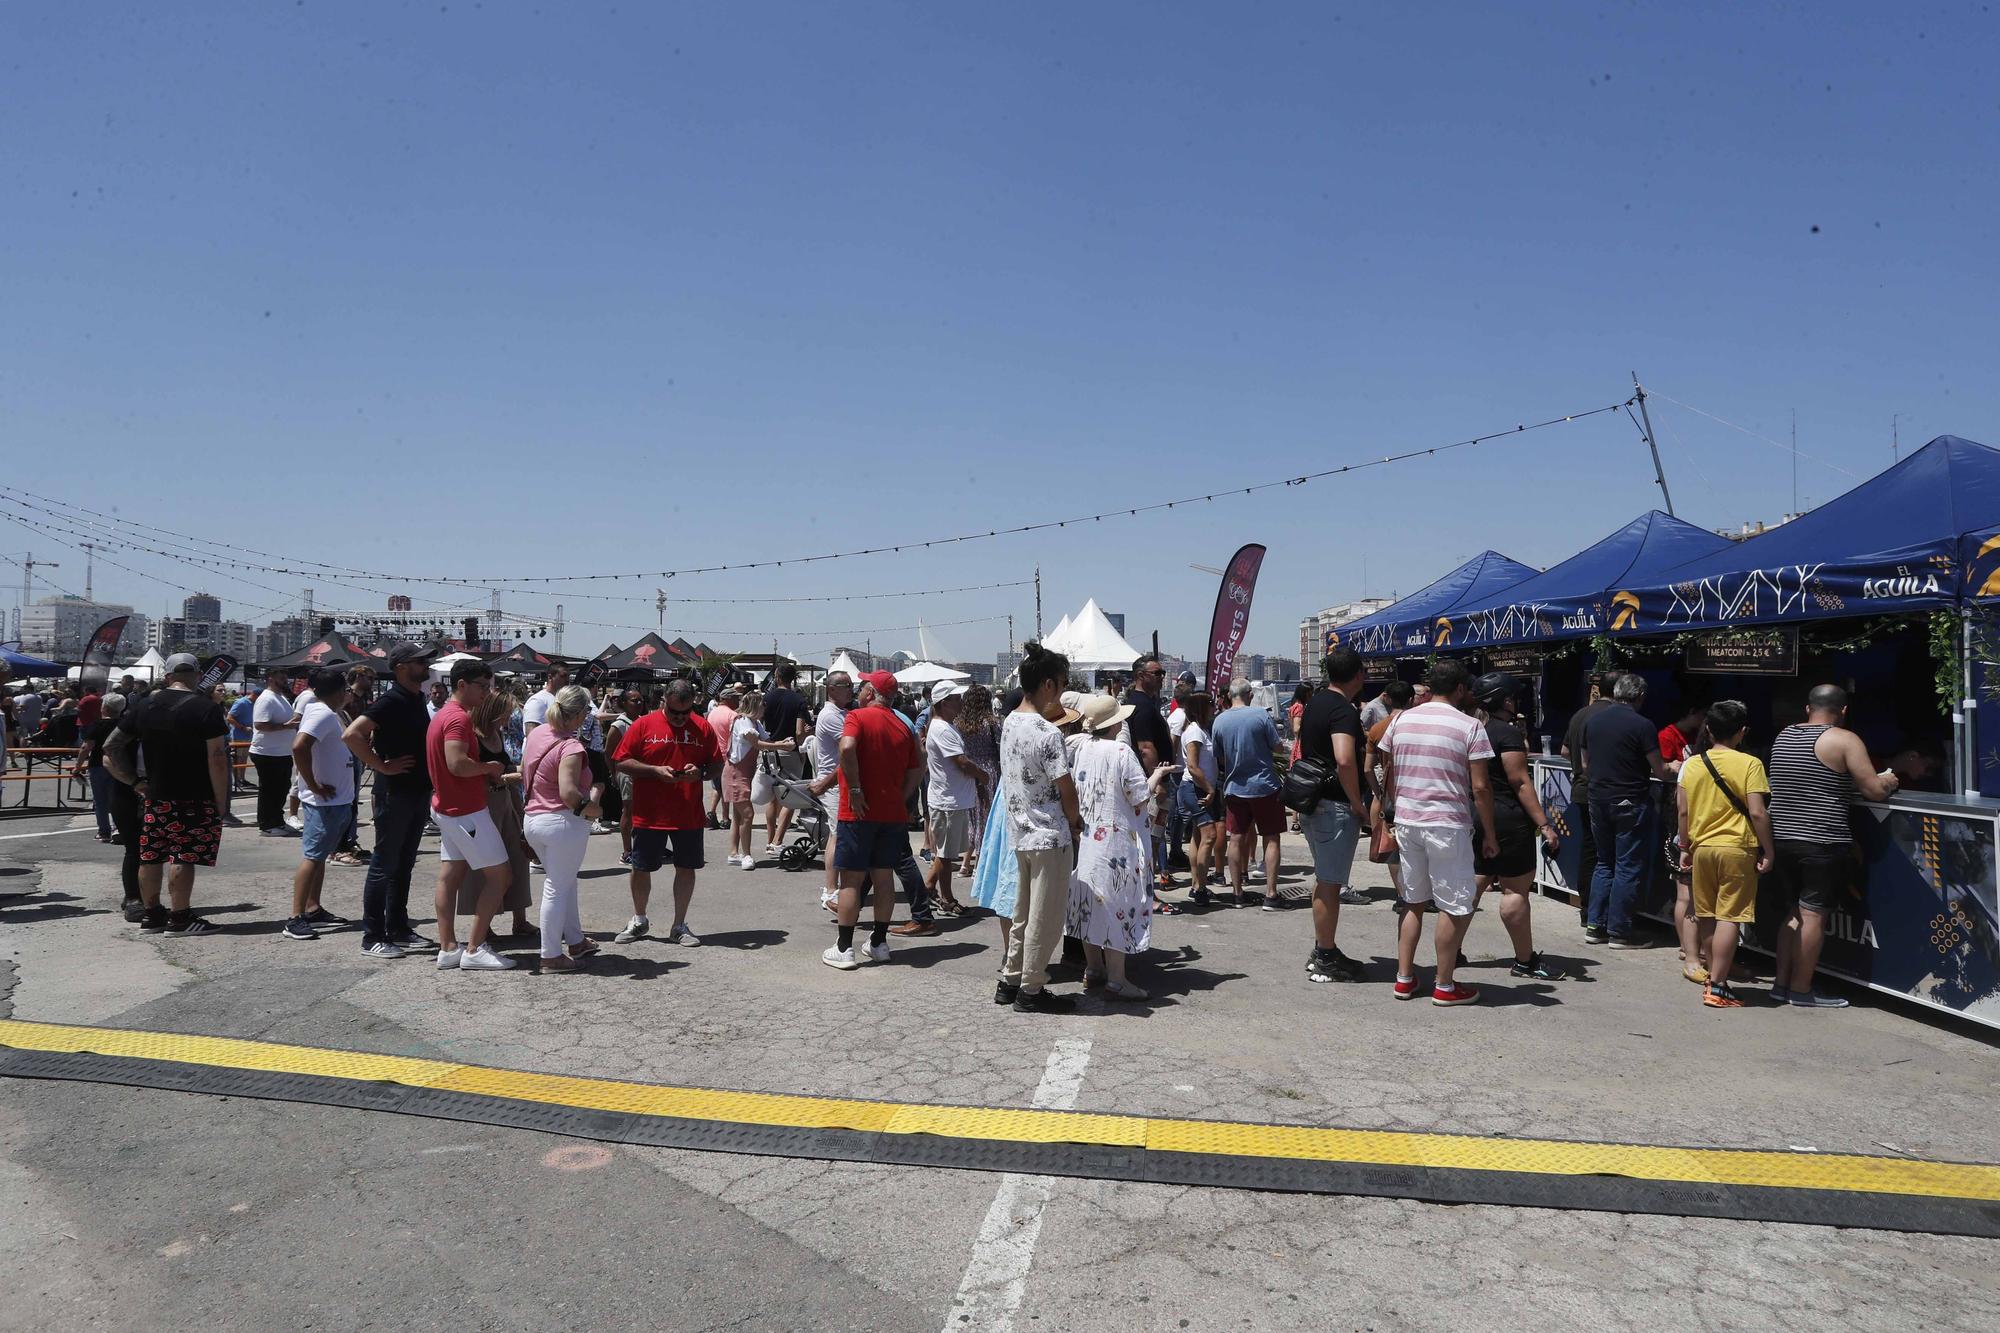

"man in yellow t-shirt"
[1674,699,1774,1009]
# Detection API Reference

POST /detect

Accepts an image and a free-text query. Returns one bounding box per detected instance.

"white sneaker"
[1248,866,1265,881]
[862,940,892,964]
[614,915,650,943]
[764,843,779,856]
[285,812,305,831]
[738,854,756,870]
[460,943,517,971]
[667,923,701,947]
[436,946,463,971]
[821,945,861,971]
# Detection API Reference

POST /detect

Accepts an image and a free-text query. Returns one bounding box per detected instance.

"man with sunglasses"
[428,658,515,970]
[612,680,721,946]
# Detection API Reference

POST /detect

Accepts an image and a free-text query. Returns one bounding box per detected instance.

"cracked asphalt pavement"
[3,810,1998,1331]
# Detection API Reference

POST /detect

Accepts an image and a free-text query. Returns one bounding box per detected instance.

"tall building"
[150,616,254,659]
[183,592,222,623]
[995,650,1024,681]
[1105,611,1127,638]
[1299,598,1395,670]
[17,596,149,660]
[255,616,314,662]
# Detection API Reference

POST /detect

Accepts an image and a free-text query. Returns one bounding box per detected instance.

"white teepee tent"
[1052,599,1142,671]
[1042,614,1073,653]
[827,650,865,680]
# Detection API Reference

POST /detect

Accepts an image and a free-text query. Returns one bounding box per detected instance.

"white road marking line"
[0,826,96,841]
[942,1035,1092,1333]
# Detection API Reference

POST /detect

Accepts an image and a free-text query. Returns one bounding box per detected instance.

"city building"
[255,616,315,663]
[17,596,150,661]
[1299,598,1395,669]
[150,616,255,659]
[182,592,222,623]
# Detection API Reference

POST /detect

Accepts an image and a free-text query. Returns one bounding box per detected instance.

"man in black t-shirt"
[760,663,812,850]
[102,653,229,935]
[1297,649,1370,983]
[342,643,437,957]
[1580,672,1672,945]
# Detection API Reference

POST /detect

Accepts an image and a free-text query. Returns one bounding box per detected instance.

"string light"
[0,399,1627,589]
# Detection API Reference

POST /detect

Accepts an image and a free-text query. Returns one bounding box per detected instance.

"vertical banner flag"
[80,616,129,691]
[197,654,240,692]
[1203,544,1267,691]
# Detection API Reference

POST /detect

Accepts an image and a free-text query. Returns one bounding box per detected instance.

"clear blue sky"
[4,2,1995,665]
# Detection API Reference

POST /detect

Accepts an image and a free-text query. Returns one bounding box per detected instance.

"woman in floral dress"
[1066,694,1174,1001]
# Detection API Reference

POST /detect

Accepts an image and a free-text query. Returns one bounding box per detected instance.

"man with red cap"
[825,670,924,970]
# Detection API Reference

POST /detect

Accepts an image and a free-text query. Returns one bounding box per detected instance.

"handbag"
[1368,805,1398,863]
[1280,754,1334,814]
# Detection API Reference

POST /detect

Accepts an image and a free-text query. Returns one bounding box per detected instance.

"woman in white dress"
[1067,694,1174,1001]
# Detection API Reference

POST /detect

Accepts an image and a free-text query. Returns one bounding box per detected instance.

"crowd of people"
[2,636,1892,1012]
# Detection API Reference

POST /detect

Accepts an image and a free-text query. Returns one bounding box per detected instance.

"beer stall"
[1330,435,2000,1031]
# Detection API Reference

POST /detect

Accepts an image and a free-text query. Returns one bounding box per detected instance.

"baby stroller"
[772,771,830,871]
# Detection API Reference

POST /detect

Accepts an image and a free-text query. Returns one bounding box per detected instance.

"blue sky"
[4,2,1995,665]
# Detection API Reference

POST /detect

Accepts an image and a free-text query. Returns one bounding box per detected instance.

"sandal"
[1152,898,1182,915]
[1683,964,1710,985]
[570,939,601,959]
[1104,979,1149,1002]
[1082,970,1107,990]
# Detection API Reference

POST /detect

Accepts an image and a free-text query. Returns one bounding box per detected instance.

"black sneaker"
[164,913,214,936]
[994,980,1020,1006]
[1583,924,1608,944]
[1260,895,1285,912]
[1191,887,1212,904]
[1306,949,1365,984]
[1012,988,1076,1015]
[1510,952,1559,980]
[282,917,318,941]
[305,907,349,927]
[139,906,169,933]
[121,897,145,923]
[394,931,436,951]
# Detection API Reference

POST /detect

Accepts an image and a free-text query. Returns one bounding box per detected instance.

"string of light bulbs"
[0,398,1629,588]
[557,611,1014,639]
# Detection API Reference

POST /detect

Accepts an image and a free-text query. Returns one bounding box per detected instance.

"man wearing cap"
[249,665,301,836]
[825,670,924,969]
[101,653,230,935]
[427,659,515,971]
[344,643,437,958]
[901,679,986,936]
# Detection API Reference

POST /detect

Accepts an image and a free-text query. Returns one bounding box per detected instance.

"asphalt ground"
[3,804,1998,1331]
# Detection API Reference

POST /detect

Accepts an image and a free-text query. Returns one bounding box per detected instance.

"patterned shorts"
[139,798,222,867]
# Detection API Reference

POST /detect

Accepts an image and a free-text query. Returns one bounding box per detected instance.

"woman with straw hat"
[1067,692,1174,1001]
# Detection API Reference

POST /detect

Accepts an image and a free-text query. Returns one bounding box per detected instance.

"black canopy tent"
[259,632,388,672]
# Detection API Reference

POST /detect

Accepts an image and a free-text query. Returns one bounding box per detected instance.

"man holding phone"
[612,679,721,946]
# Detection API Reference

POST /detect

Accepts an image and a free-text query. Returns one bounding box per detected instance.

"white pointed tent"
[893,619,969,687]
[1041,613,1073,653]
[1050,598,1142,671]
[827,650,864,680]
[427,651,484,684]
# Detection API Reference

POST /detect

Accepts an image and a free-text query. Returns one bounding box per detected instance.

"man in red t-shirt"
[427,659,513,971]
[612,679,721,946]
[823,671,923,971]
[1658,702,1708,771]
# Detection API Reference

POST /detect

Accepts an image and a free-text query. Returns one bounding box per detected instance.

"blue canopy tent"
[1328,550,1538,658]
[1,647,67,676]
[1442,511,1737,648]
[1613,436,2000,637]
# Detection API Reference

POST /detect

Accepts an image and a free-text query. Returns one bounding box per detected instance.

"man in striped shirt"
[1378,662,1500,1006]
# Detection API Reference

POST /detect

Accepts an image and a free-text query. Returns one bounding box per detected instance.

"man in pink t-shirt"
[425,659,513,972]
[1378,662,1498,1006]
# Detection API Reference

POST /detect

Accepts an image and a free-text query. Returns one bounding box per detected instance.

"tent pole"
[1631,373,1675,517]
[1961,614,1977,797]
[1034,566,1043,640]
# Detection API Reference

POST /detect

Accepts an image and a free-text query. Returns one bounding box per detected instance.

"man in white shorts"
[807,671,855,911]
[1377,662,1498,1006]
[425,659,515,971]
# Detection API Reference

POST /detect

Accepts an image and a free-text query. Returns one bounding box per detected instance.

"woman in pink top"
[519,685,604,971]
